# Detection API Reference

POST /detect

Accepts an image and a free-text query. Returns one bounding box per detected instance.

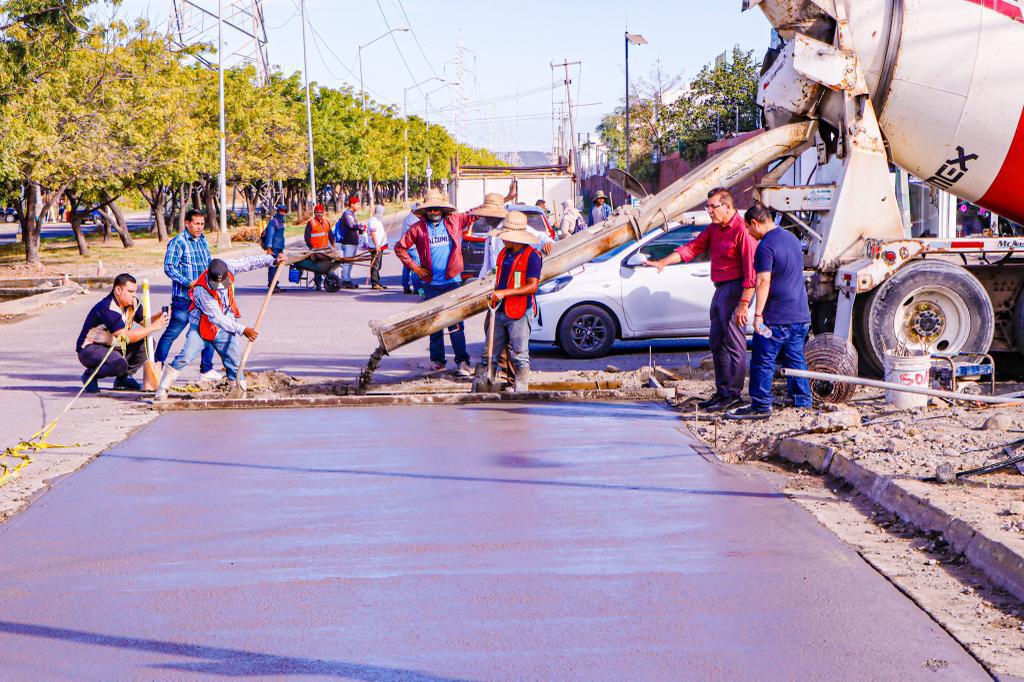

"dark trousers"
[423,282,469,365]
[750,323,812,410]
[401,265,411,290]
[368,248,383,286]
[267,248,282,285]
[155,299,214,373]
[709,279,748,400]
[78,341,146,380]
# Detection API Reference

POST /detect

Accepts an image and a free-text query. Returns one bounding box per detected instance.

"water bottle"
[756,320,772,338]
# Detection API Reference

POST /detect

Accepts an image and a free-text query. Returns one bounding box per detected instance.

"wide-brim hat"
[593,190,608,201]
[472,192,508,218]
[492,211,540,245]
[413,189,455,216]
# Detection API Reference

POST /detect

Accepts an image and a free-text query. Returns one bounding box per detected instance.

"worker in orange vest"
[483,211,542,392]
[303,203,335,290]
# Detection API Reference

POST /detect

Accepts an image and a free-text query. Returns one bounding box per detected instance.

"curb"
[0,284,85,317]
[778,437,1024,604]
[153,387,676,412]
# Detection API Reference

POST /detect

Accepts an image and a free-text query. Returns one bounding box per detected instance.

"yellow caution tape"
[0,343,117,486]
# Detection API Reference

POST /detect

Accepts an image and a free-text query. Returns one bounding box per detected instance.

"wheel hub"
[906,302,945,341]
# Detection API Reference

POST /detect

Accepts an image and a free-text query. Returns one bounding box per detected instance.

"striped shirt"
[164,230,212,303]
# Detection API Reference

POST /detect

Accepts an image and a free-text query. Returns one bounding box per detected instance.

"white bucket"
[882,352,932,409]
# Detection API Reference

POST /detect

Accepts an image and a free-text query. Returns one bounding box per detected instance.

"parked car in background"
[460,203,557,281]
[531,221,752,358]
[2,207,17,223]
[71,206,101,224]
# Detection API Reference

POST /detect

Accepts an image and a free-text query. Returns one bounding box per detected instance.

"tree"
[666,46,761,161]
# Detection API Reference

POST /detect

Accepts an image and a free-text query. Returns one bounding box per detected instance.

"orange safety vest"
[308,216,331,249]
[189,271,241,341]
[495,246,538,320]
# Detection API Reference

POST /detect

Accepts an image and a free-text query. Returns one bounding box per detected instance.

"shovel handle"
[234,261,285,387]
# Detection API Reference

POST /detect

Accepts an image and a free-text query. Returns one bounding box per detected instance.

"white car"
[532,221,747,358]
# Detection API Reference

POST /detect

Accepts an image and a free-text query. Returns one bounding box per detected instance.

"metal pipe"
[780,368,1024,405]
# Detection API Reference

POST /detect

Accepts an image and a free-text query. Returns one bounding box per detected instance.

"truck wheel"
[557,304,616,358]
[1013,286,1024,356]
[323,274,341,292]
[859,260,994,375]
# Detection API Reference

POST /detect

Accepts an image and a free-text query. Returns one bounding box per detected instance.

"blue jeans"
[169,325,242,380]
[340,243,358,283]
[486,308,531,372]
[267,248,282,285]
[749,322,812,410]
[423,281,469,365]
[402,265,412,290]
[155,299,214,373]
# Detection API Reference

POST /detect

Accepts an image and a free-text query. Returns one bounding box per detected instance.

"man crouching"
[155,254,284,400]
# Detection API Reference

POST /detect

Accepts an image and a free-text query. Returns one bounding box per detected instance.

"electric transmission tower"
[167,0,270,83]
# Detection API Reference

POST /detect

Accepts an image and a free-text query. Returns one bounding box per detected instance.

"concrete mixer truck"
[367,0,1024,386]
[748,0,1024,374]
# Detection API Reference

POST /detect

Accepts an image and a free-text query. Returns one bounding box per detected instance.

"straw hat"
[413,189,455,216]
[593,190,608,201]
[492,211,540,245]
[471,192,508,218]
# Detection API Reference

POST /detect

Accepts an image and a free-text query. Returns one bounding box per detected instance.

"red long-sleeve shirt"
[674,210,756,288]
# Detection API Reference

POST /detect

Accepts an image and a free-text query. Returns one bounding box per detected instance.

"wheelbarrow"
[288,248,372,292]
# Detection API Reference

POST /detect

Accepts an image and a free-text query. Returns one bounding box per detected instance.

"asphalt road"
[0,402,986,679]
[0,217,154,244]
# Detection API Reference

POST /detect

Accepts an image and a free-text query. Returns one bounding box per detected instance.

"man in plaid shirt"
[154,209,218,380]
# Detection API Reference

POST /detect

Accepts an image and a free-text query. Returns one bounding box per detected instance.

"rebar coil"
[804,333,859,404]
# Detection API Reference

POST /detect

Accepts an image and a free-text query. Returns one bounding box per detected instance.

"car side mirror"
[624,252,648,268]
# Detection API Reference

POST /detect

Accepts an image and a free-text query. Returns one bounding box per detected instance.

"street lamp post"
[403,77,446,203]
[422,82,451,190]
[299,0,316,208]
[624,32,647,172]
[358,27,408,208]
[216,0,230,248]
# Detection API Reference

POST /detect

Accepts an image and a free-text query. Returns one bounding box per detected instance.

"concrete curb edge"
[777,437,1024,604]
[0,284,86,317]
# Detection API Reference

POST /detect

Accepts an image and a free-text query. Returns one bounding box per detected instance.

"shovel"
[141,279,160,391]
[226,255,292,399]
[472,303,502,393]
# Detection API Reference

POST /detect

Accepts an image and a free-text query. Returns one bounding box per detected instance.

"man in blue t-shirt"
[727,204,812,420]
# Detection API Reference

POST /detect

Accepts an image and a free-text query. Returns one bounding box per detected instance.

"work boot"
[81,369,100,394]
[372,283,386,290]
[403,287,414,295]
[153,366,180,401]
[113,375,142,391]
[703,396,743,412]
[726,404,772,421]
[697,393,723,409]
[199,369,223,382]
[514,368,530,393]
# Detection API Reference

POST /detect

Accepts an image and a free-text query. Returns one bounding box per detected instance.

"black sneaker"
[81,370,100,394]
[697,394,723,409]
[113,375,142,391]
[726,405,773,421]
[703,396,744,412]
[403,287,414,294]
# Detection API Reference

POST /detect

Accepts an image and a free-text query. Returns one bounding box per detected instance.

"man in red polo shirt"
[646,188,756,411]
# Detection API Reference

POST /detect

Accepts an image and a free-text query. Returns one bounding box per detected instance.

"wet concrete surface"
[0,403,986,680]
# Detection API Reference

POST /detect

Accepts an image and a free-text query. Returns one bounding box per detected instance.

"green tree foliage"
[0,15,503,264]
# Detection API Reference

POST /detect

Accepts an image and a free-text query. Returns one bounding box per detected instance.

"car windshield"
[593,239,637,263]
[636,224,709,263]
[469,216,503,236]
[523,213,547,232]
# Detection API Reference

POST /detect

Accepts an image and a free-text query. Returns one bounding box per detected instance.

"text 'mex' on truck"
[749,0,1024,375]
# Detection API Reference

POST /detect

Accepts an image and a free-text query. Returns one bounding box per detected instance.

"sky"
[103,0,771,154]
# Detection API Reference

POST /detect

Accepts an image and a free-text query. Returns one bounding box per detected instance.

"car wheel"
[3,214,13,224]
[557,304,617,358]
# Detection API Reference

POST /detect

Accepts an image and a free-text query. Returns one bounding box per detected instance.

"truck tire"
[858,260,994,375]
[557,304,617,359]
[1013,285,1024,356]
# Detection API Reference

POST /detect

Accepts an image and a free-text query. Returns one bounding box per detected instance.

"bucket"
[882,352,931,409]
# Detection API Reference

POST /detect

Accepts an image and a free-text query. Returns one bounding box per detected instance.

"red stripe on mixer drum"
[978,106,1024,223]
[964,0,1024,23]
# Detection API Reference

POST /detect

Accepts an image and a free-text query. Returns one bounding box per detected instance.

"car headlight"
[538,275,572,295]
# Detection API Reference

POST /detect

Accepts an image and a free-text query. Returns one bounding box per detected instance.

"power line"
[394,0,439,78]
[375,0,422,94]
[409,83,558,114]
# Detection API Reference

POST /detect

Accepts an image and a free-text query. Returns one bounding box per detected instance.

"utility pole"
[299,0,316,207]
[552,59,581,199]
[216,0,230,248]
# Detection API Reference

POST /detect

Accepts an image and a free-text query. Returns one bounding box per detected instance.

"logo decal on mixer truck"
[926,146,979,190]
[964,0,1023,24]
